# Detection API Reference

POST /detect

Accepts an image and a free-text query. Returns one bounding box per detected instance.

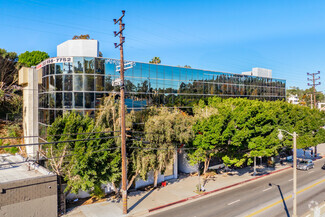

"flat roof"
[0,154,52,183]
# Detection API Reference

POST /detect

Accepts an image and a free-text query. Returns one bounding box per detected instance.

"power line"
[0,136,119,149]
[0,130,121,140]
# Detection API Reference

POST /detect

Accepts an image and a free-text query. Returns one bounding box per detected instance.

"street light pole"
[293,132,297,217]
[278,129,297,217]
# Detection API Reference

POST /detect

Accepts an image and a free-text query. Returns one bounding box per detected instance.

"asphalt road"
[149,159,325,217]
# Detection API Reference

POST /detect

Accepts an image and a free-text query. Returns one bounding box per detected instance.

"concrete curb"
[147,156,324,214]
[148,166,292,213]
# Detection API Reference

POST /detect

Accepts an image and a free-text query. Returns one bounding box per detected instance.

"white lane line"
[262,187,272,192]
[288,179,293,181]
[227,199,240,205]
[308,170,315,174]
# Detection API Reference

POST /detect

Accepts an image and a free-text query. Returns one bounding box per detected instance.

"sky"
[1,0,325,90]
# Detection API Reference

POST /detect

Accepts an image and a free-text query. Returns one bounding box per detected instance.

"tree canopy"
[149,57,161,64]
[46,112,120,196]
[72,34,90,39]
[0,49,21,118]
[18,51,49,67]
[187,97,325,169]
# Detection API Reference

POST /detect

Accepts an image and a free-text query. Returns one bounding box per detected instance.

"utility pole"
[114,10,127,215]
[307,71,321,109]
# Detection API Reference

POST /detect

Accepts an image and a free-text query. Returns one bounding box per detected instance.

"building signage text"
[36,57,73,70]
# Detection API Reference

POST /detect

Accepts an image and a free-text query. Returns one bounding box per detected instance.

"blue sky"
[1,0,325,90]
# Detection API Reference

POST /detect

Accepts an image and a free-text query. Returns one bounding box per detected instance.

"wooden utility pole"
[114,10,127,214]
[307,71,321,109]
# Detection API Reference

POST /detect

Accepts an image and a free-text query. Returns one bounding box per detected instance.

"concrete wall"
[57,40,99,57]
[0,175,57,217]
[178,150,198,174]
[19,67,39,158]
[135,149,178,189]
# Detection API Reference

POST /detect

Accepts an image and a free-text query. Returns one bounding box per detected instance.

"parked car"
[322,163,325,170]
[297,159,314,170]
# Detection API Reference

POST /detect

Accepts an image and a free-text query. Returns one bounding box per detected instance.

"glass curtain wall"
[39,57,286,136]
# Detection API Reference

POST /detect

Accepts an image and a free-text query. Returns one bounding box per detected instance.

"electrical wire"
[0,136,119,149]
[0,130,120,140]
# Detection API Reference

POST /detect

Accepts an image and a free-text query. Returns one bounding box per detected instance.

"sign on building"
[36,57,73,70]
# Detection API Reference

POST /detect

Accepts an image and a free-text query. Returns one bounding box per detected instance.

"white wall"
[178,150,198,174]
[57,40,99,57]
[20,67,39,158]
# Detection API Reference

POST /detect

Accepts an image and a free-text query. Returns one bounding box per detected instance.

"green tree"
[46,112,120,198]
[190,97,325,171]
[0,49,21,118]
[72,34,90,39]
[149,57,161,64]
[143,107,194,187]
[18,51,49,67]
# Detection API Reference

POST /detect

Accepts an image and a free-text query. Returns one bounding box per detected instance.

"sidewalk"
[64,163,291,217]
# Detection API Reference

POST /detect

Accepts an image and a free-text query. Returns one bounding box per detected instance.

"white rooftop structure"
[57,39,99,57]
[242,67,272,78]
[288,94,299,105]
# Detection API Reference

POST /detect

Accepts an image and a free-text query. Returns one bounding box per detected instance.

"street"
[149,158,325,217]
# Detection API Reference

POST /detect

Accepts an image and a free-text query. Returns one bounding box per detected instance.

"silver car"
[297,159,314,170]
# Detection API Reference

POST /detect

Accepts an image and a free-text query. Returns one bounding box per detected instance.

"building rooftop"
[0,154,52,183]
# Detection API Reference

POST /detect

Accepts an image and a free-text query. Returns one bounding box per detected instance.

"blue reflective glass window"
[55,63,63,74]
[157,65,165,80]
[125,79,136,93]
[56,93,62,108]
[133,63,141,78]
[95,58,105,74]
[49,93,55,108]
[49,64,55,75]
[84,75,94,91]
[132,78,142,92]
[104,76,114,92]
[187,68,194,81]
[63,62,72,74]
[63,75,73,91]
[149,64,157,79]
[85,93,94,108]
[74,92,83,108]
[43,110,49,125]
[55,75,62,91]
[74,75,83,91]
[95,75,104,91]
[49,110,55,124]
[73,57,84,73]
[84,57,95,74]
[141,64,149,79]
[95,93,104,108]
[49,75,55,91]
[55,110,63,120]
[157,79,164,94]
[105,60,116,76]
[63,92,72,108]
[180,68,187,81]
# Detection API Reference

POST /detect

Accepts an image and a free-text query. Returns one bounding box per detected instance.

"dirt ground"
[0,120,25,156]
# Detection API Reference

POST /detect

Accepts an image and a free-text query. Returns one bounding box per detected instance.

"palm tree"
[149,57,161,64]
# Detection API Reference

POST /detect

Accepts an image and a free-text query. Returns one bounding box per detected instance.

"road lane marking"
[308,171,315,174]
[245,178,325,217]
[262,187,272,192]
[288,179,293,181]
[228,199,240,205]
